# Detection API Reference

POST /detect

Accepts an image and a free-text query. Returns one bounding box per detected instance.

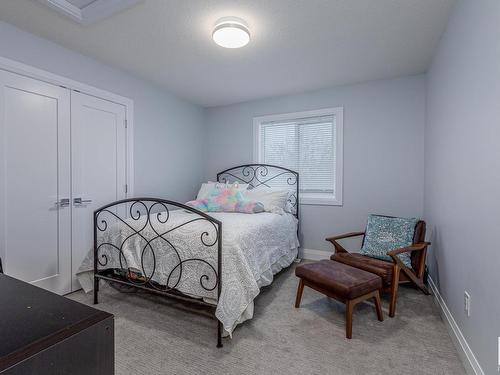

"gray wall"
[2,8,494,372]
[0,21,205,202]
[425,1,500,373]
[205,76,426,252]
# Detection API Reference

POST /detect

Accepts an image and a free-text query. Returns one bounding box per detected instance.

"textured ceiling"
[0,0,455,107]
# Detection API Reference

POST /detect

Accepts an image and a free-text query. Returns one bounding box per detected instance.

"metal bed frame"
[93,164,299,347]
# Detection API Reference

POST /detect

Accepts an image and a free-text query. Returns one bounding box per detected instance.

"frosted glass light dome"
[212,17,250,49]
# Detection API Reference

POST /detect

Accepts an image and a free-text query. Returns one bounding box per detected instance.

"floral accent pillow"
[359,214,419,267]
[186,186,264,214]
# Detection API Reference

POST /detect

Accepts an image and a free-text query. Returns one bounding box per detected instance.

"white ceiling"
[0,0,455,107]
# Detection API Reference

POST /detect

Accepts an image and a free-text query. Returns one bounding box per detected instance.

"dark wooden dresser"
[0,274,114,375]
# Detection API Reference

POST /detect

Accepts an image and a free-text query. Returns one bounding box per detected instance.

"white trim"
[297,255,484,374]
[253,107,344,206]
[333,107,343,206]
[300,248,331,261]
[0,56,133,106]
[0,55,135,197]
[40,0,81,22]
[300,194,340,206]
[296,252,483,374]
[38,0,142,25]
[254,107,341,124]
[125,112,134,197]
[428,277,484,375]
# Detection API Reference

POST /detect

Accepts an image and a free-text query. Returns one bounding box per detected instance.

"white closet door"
[0,70,72,294]
[71,91,127,291]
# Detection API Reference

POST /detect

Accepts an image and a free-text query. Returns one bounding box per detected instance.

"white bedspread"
[76,210,299,335]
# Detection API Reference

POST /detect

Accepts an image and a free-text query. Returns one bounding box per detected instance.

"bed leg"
[93,277,99,305]
[217,320,223,348]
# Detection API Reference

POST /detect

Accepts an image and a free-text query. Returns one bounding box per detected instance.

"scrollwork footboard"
[93,198,223,347]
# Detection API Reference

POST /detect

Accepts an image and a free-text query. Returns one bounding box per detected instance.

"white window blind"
[260,114,336,194]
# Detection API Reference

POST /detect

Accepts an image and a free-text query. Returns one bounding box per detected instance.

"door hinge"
[125,184,128,194]
[125,119,128,129]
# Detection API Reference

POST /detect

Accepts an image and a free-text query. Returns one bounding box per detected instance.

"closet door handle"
[55,198,70,208]
[73,197,93,206]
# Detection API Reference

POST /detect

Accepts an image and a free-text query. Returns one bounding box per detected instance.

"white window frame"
[253,107,343,206]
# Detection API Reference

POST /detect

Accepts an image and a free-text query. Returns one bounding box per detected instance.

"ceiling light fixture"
[212,17,250,49]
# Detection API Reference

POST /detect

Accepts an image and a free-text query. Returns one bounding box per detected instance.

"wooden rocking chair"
[326,219,430,317]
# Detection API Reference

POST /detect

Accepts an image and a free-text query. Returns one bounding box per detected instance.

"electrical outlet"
[464,291,471,317]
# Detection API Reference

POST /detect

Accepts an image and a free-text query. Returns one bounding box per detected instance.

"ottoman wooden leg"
[374,291,384,321]
[345,300,353,339]
[389,266,400,317]
[295,279,305,308]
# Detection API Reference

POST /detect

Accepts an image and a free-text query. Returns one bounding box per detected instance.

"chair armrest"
[325,232,365,254]
[325,232,365,242]
[387,242,430,256]
[388,242,431,288]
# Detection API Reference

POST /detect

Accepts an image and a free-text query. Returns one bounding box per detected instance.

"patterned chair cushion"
[359,214,419,267]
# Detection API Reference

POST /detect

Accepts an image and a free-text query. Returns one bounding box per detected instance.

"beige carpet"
[69,263,466,375]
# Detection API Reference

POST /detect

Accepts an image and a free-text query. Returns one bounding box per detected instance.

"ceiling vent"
[38,0,142,25]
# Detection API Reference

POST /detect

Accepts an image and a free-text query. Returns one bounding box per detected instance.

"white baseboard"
[299,252,484,374]
[300,248,331,261]
[428,277,484,375]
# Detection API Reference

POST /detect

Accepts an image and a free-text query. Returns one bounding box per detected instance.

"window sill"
[299,195,343,206]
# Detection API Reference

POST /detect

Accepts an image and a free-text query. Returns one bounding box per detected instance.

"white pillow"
[196,181,248,200]
[244,187,289,213]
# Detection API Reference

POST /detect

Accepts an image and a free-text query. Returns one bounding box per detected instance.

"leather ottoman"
[295,260,383,339]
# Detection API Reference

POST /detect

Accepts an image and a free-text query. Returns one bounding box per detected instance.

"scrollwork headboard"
[216,164,299,218]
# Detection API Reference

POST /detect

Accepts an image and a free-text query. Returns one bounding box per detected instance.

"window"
[253,108,343,206]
